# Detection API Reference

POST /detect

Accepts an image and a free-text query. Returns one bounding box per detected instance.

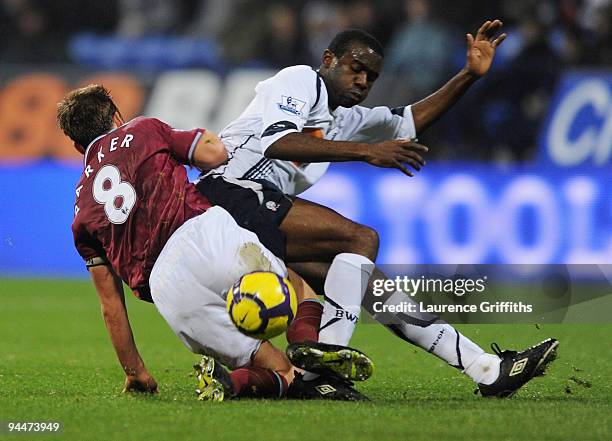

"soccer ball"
[227,271,298,340]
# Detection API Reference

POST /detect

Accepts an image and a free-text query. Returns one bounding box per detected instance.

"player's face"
[322,43,382,109]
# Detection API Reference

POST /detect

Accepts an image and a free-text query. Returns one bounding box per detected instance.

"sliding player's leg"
[281,198,377,346]
[289,258,558,396]
[288,262,501,385]
[364,267,558,397]
[363,267,500,381]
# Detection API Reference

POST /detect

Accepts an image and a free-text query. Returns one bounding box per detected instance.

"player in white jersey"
[206,65,418,194]
[197,22,558,398]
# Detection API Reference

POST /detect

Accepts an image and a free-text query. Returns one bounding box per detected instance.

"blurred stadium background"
[1,0,611,278]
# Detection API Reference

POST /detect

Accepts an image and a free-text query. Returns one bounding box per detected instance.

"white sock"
[377,291,500,384]
[463,353,501,385]
[319,253,374,346]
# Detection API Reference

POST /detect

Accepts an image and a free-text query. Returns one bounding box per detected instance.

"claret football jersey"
[71,117,210,301]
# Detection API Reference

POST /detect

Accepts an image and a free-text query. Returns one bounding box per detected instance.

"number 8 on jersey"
[93,164,136,224]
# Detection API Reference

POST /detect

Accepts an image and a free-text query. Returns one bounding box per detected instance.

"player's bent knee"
[328,220,379,260]
[346,224,379,261]
[361,226,380,260]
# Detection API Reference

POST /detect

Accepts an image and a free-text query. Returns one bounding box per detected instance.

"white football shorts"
[149,206,287,369]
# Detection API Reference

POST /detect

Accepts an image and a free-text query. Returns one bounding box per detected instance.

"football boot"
[287,342,374,381]
[287,372,369,401]
[478,338,559,398]
[194,355,235,402]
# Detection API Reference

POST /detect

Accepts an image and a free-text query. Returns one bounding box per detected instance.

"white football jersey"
[205,65,417,195]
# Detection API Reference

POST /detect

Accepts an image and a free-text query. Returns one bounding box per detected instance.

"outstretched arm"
[411,19,507,133]
[89,265,157,393]
[266,133,428,177]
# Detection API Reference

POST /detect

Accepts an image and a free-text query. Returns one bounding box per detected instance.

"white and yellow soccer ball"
[227,272,298,340]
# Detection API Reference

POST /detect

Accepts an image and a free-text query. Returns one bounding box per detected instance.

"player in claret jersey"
[59,85,368,401]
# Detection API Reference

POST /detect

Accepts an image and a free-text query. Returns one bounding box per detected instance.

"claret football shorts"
[149,206,287,368]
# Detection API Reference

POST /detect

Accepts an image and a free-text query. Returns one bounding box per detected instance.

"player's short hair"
[328,29,384,59]
[57,84,118,148]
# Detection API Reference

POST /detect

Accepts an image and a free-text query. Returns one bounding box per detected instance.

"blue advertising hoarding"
[539,72,612,167]
[1,70,611,277]
[1,161,611,278]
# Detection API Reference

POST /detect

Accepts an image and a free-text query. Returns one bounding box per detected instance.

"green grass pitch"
[1,278,611,441]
